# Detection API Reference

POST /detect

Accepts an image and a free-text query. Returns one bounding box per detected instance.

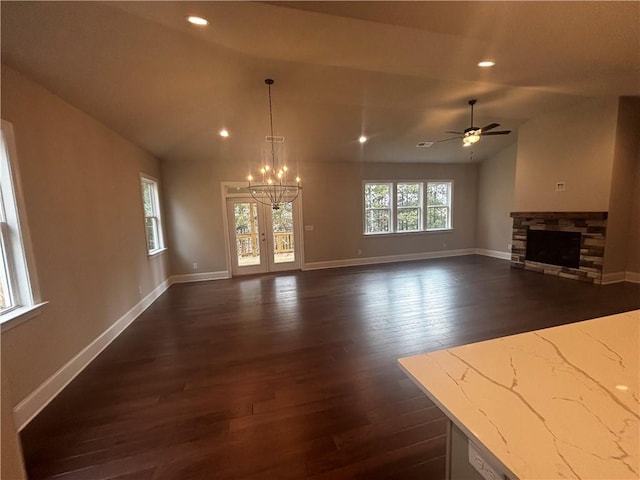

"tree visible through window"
[140,175,165,254]
[364,183,392,234]
[426,182,452,230]
[363,180,452,235]
[397,183,422,232]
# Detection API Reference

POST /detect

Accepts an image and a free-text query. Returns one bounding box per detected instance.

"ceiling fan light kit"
[437,99,512,149]
[463,129,481,146]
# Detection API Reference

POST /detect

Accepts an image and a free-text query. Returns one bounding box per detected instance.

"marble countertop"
[398,310,639,480]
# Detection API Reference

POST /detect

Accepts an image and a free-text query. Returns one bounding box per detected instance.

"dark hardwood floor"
[20,256,640,479]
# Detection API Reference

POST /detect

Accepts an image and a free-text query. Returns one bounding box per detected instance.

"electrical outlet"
[192,262,198,270]
[357,249,362,256]
[556,182,566,192]
[138,285,142,296]
[507,243,512,251]
[468,442,501,480]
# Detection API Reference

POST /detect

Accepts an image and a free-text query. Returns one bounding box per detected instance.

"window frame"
[140,174,166,256]
[0,120,44,330]
[362,179,453,236]
[396,181,423,233]
[363,182,393,235]
[425,181,453,231]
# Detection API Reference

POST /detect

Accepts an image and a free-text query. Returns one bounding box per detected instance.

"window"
[426,182,452,230]
[140,175,165,254]
[0,181,16,312]
[364,183,392,234]
[0,120,41,323]
[396,182,422,232]
[363,180,453,235]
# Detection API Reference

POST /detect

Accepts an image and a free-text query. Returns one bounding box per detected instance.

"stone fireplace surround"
[510,212,607,284]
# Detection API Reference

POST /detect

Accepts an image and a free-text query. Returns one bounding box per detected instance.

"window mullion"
[391,182,396,233]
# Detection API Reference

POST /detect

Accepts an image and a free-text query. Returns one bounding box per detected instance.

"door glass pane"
[234,202,260,266]
[272,203,294,264]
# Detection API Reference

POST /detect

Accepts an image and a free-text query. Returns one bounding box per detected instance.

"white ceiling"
[2,1,638,165]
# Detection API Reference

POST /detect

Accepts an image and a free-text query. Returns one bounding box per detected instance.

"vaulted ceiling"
[2,1,638,165]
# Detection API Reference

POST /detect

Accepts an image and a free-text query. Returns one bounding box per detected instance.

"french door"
[225,197,301,276]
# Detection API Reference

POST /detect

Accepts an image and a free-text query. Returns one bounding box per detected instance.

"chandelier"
[247,79,301,210]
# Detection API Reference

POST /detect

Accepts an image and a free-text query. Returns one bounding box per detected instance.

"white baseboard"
[601,272,627,285]
[625,271,640,284]
[169,271,229,284]
[475,248,511,261]
[13,279,171,431]
[601,271,640,285]
[303,248,476,271]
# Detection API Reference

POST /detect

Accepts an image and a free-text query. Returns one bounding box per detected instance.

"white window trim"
[0,120,44,330]
[363,179,454,236]
[396,181,423,233]
[363,182,393,235]
[140,173,167,256]
[425,180,454,231]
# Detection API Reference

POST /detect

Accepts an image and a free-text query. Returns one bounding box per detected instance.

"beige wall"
[476,143,517,253]
[514,97,619,212]
[0,66,168,409]
[161,158,225,274]
[626,149,640,275]
[304,162,478,263]
[1,360,26,480]
[603,97,640,275]
[161,158,256,275]
[162,158,478,274]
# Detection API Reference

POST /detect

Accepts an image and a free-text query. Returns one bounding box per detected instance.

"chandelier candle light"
[247,78,301,210]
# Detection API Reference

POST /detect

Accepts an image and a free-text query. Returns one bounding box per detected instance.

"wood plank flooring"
[20,256,640,479]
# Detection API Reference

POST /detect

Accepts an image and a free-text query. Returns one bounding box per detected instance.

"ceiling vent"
[265,135,285,143]
[416,141,434,148]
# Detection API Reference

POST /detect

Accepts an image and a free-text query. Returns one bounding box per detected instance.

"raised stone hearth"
[510,212,607,284]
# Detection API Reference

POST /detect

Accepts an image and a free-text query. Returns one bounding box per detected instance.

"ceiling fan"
[438,99,511,147]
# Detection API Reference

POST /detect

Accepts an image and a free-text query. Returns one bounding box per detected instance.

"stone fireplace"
[510,212,607,283]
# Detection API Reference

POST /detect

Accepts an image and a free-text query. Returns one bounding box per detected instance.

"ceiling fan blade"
[481,123,500,132]
[445,130,463,135]
[435,136,461,143]
[482,130,511,136]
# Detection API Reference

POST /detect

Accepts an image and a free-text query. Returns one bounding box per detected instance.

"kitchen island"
[398,310,639,480]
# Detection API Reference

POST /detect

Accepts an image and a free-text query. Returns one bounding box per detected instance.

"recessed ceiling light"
[219,129,229,137]
[359,135,367,144]
[187,16,209,26]
[478,61,495,68]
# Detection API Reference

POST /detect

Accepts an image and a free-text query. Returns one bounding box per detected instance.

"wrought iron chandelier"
[247,78,301,210]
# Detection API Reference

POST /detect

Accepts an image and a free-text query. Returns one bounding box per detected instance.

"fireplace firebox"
[525,229,581,269]
[510,212,607,283]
